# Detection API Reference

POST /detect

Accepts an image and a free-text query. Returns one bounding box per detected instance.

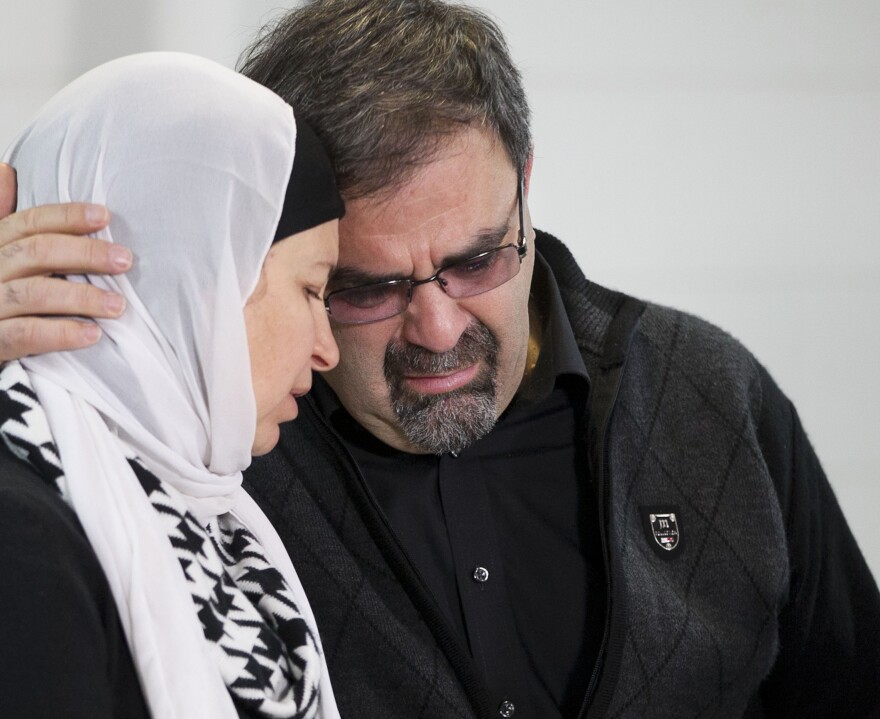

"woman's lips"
[403,363,479,394]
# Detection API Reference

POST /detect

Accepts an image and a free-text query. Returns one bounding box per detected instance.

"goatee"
[383,322,499,454]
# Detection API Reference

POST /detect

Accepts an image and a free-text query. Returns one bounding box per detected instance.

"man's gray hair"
[238,0,532,198]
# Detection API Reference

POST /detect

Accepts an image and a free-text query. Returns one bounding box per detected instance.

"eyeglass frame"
[324,173,528,325]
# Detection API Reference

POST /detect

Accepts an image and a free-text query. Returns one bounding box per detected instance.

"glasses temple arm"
[517,171,527,254]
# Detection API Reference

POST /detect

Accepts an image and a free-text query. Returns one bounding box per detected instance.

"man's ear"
[523,148,534,196]
[0,163,17,218]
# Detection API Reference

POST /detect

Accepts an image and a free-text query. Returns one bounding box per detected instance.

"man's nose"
[400,280,470,353]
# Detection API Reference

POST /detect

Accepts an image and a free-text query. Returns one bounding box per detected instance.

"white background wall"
[2,1,878,580]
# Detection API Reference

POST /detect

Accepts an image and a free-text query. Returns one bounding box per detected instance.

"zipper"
[576,361,623,718]
[577,297,645,719]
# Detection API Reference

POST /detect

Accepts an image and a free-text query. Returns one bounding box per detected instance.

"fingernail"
[82,324,102,343]
[103,293,126,315]
[85,204,109,224]
[109,245,132,270]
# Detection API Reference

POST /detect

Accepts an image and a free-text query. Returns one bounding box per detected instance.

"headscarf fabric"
[2,52,340,719]
[275,120,346,242]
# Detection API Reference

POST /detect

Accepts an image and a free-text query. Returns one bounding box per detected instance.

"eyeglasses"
[325,176,528,325]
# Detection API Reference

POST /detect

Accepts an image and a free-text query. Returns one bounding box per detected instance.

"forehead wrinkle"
[358,189,465,241]
[329,265,404,287]
[354,143,484,240]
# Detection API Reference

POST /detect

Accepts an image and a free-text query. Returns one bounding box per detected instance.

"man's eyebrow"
[438,223,511,267]
[329,222,512,289]
[328,266,404,288]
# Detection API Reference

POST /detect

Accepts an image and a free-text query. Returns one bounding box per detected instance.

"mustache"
[383,323,498,378]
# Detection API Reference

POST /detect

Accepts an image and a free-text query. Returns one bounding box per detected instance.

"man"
[1,1,878,717]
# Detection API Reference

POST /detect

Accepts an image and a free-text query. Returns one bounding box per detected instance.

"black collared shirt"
[317,254,604,718]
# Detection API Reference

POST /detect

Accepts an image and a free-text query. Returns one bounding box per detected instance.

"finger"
[0,276,126,321]
[0,317,101,363]
[0,201,110,249]
[0,233,133,282]
[0,163,16,218]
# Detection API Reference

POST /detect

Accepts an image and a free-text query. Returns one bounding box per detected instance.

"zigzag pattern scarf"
[0,362,320,718]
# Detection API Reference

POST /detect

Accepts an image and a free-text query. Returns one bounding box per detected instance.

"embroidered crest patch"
[641,506,682,559]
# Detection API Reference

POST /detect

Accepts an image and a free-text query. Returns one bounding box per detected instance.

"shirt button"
[472,566,490,583]
[498,699,515,717]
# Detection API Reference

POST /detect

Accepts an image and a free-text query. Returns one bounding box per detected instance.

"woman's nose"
[312,306,340,371]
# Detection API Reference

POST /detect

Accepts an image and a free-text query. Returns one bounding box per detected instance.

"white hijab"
[4,52,339,718]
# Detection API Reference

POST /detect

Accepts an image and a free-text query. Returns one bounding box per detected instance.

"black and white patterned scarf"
[0,362,322,718]
[3,53,343,719]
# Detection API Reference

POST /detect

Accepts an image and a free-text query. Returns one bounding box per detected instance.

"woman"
[0,53,344,718]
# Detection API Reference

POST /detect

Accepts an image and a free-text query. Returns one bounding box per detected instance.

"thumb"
[0,163,18,219]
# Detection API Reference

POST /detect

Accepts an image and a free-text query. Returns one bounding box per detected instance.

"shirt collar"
[512,250,589,408]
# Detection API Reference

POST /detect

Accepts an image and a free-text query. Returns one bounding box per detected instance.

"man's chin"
[391,379,498,455]
[384,321,501,453]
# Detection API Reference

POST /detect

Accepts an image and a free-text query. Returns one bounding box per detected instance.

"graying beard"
[384,322,499,454]
[391,381,497,455]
